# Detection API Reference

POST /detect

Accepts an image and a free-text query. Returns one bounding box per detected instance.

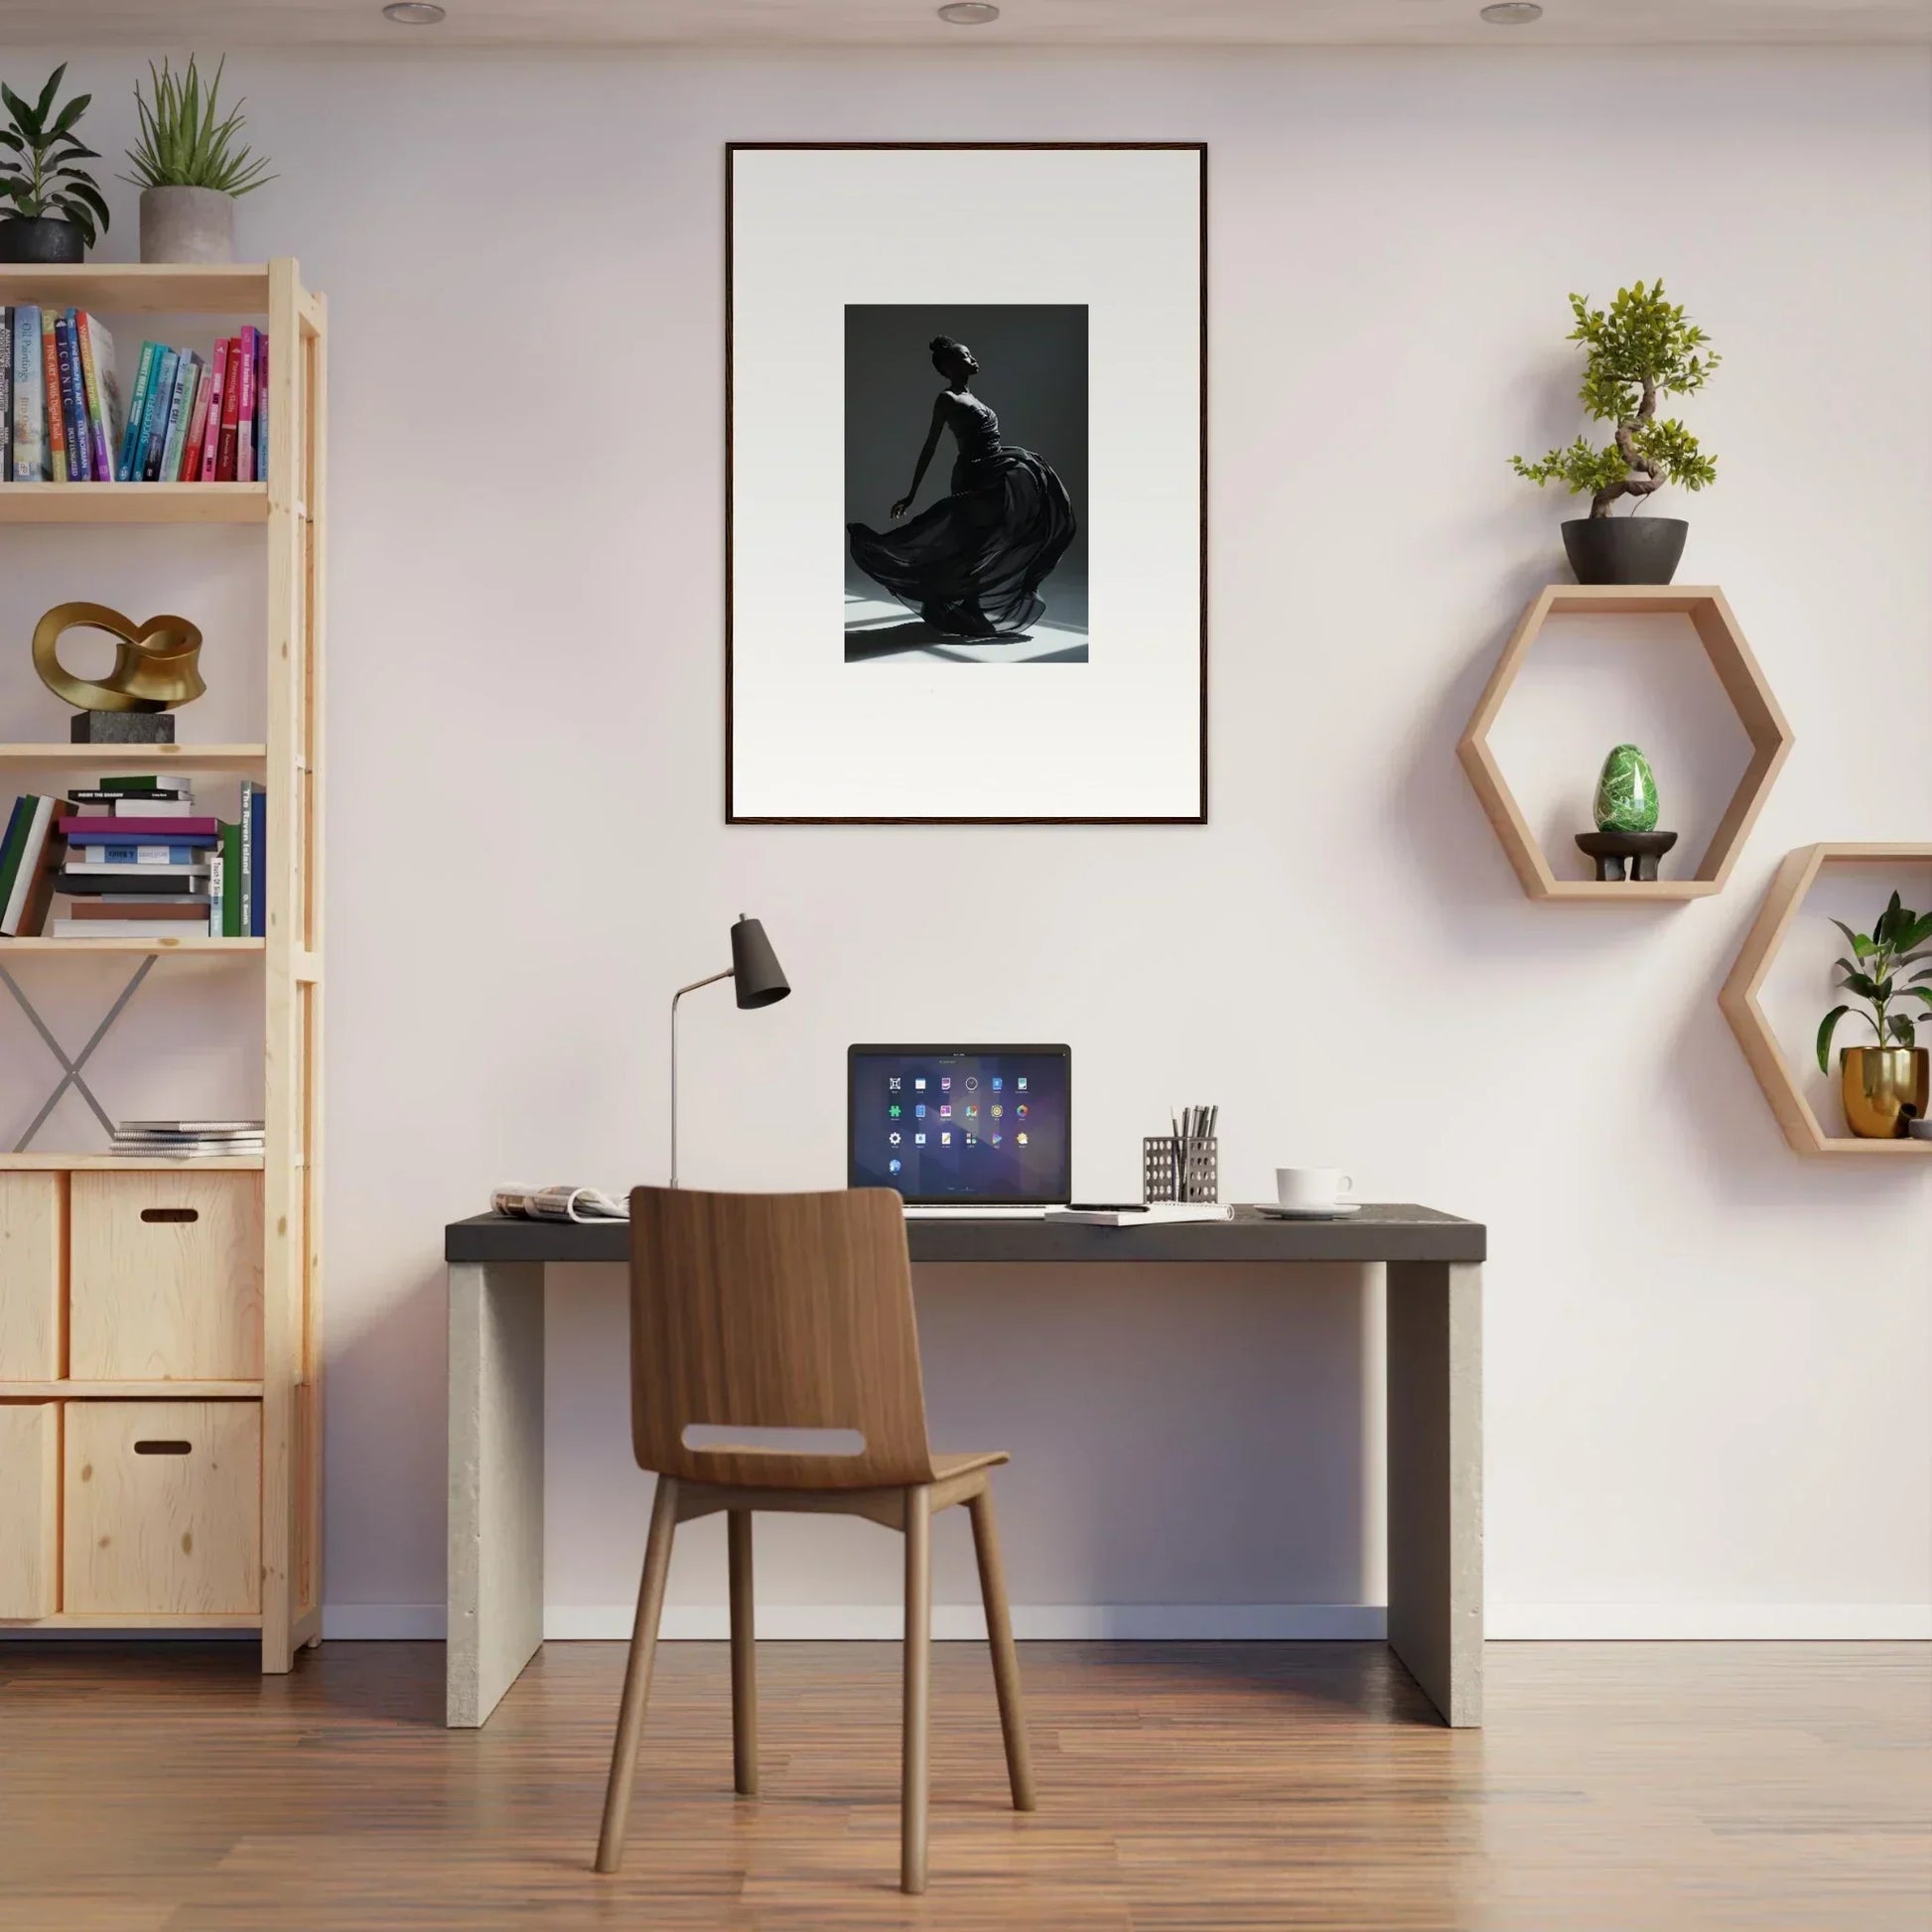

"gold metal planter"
[1840,1046,1930,1139]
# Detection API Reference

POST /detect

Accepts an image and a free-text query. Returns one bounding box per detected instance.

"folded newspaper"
[491,1184,629,1223]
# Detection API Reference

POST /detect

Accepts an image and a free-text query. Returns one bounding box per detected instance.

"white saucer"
[1251,1201,1361,1220]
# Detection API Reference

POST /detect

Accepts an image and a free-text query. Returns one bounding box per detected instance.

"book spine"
[254,332,267,481]
[159,353,198,484]
[57,314,87,481]
[235,327,257,485]
[215,338,242,481]
[0,796,32,910]
[207,847,225,937]
[59,814,218,837]
[118,341,158,481]
[77,314,117,481]
[73,843,203,865]
[138,348,179,483]
[74,312,107,481]
[239,779,254,938]
[195,338,227,481]
[15,798,62,936]
[40,312,66,484]
[1,307,11,483]
[2,796,56,935]
[221,821,242,937]
[21,308,45,481]
[248,786,266,939]
[179,361,211,481]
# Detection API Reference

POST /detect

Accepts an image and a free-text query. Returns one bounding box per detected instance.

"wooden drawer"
[0,1402,60,1617]
[65,1401,260,1614]
[69,1172,262,1381]
[0,1173,64,1379]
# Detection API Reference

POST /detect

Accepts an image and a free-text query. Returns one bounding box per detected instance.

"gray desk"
[444,1203,1484,1729]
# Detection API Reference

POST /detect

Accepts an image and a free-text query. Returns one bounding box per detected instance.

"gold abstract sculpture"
[33,602,206,714]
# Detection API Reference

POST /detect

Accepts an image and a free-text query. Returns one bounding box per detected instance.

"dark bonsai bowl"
[1561,516,1688,586]
[0,215,86,264]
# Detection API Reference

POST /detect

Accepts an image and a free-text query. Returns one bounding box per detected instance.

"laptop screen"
[848,1044,1071,1204]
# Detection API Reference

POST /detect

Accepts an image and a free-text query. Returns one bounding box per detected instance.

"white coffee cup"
[1276,1167,1353,1211]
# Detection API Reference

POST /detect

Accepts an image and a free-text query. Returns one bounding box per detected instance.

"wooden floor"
[0,1640,1927,1930]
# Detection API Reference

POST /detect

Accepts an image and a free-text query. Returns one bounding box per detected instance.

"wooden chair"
[594,1185,1035,1894]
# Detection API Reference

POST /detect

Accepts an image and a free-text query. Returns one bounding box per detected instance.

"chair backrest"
[626,1185,937,1490]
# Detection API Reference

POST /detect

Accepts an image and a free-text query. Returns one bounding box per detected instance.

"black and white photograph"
[844,305,1088,664]
[728,143,1204,822]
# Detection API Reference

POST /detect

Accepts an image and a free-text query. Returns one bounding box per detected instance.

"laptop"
[848,1044,1071,1216]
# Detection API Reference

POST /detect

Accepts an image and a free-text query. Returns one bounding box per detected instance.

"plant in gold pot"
[1816,893,1932,1139]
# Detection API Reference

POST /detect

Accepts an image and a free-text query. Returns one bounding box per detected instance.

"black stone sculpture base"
[70,711,174,744]
[1576,829,1679,882]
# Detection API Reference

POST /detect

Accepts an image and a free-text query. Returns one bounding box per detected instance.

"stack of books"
[111,1119,265,1161]
[0,774,268,939]
[2,307,268,484]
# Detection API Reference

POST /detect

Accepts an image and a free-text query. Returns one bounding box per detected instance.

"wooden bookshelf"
[0,744,268,769]
[0,483,268,524]
[0,261,325,1671]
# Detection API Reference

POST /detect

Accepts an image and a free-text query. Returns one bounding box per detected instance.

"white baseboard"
[1489,1603,1932,1640]
[312,1601,1932,1643]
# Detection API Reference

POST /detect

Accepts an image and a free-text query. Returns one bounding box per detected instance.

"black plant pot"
[1561,516,1688,586]
[0,215,85,264]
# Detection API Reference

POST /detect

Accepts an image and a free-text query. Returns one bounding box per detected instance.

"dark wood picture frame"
[725,141,1208,826]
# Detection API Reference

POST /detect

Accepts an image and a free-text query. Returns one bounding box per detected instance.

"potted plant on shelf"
[0,66,109,264]
[123,56,273,265]
[1816,893,1932,1139]
[1511,280,1719,586]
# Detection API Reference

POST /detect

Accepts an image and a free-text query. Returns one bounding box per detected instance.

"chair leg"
[968,1484,1036,1812]
[901,1483,932,1895]
[728,1508,758,1796]
[594,1474,680,1874]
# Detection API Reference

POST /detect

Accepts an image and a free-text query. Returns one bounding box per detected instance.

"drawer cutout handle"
[133,1440,193,1455]
[141,1207,200,1223]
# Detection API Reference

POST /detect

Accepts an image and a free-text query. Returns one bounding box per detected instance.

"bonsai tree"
[1817,893,1932,1071]
[0,65,110,247]
[1512,281,1718,517]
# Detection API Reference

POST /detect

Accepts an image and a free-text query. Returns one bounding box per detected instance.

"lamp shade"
[730,914,790,1009]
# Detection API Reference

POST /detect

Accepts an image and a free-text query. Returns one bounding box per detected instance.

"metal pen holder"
[1143,1135,1219,1205]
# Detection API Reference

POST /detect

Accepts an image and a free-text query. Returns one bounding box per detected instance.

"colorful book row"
[0,779,266,938]
[1,307,267,484]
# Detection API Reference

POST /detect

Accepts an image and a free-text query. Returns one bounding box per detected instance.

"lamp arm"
[668,968,735,1187]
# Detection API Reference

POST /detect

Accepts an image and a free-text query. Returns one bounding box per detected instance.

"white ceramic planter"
[139,186,236,265]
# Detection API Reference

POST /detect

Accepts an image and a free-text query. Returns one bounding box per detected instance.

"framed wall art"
[726,142,1207,824]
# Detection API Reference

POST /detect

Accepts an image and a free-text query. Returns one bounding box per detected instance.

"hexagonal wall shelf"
[1457,585,1795,901]
[1720,842,1932,1160]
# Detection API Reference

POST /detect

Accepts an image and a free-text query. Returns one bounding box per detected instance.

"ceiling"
[2,0,1928,46]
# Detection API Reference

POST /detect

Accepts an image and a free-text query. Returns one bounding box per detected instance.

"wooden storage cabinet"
[69,1172,263,1381]
[0,1402,60,1617]
[64,1401,261,1614]
[0,1172,64,1379]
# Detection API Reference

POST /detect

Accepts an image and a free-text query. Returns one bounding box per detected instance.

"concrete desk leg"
[447,1260,546,1727]
[1385,1261,1483,1726]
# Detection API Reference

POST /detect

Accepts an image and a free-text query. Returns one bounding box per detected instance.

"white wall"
[3,45,1928,1640]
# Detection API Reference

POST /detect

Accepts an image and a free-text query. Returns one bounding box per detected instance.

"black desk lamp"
[668,914,789,1186]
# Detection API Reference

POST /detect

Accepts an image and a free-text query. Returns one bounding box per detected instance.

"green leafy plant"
[1511,280,1719,518]
[0,65,110,245]
[123,57,274,198]
[1816,893,1932,1071]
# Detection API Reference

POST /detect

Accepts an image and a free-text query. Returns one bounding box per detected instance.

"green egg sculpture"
[1594,744,1659,833]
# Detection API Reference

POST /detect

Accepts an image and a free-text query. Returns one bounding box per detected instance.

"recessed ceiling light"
[382,1,447,22]
[937,2,1001,23]
[1479,1,1543,20]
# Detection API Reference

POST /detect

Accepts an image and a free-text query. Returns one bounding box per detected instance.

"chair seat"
[931,1449,1009,1481]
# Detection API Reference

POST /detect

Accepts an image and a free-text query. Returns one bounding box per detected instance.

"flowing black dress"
[848,391,1076,639]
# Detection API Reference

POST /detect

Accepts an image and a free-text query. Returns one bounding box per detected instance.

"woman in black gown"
[848,336,1076,641]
